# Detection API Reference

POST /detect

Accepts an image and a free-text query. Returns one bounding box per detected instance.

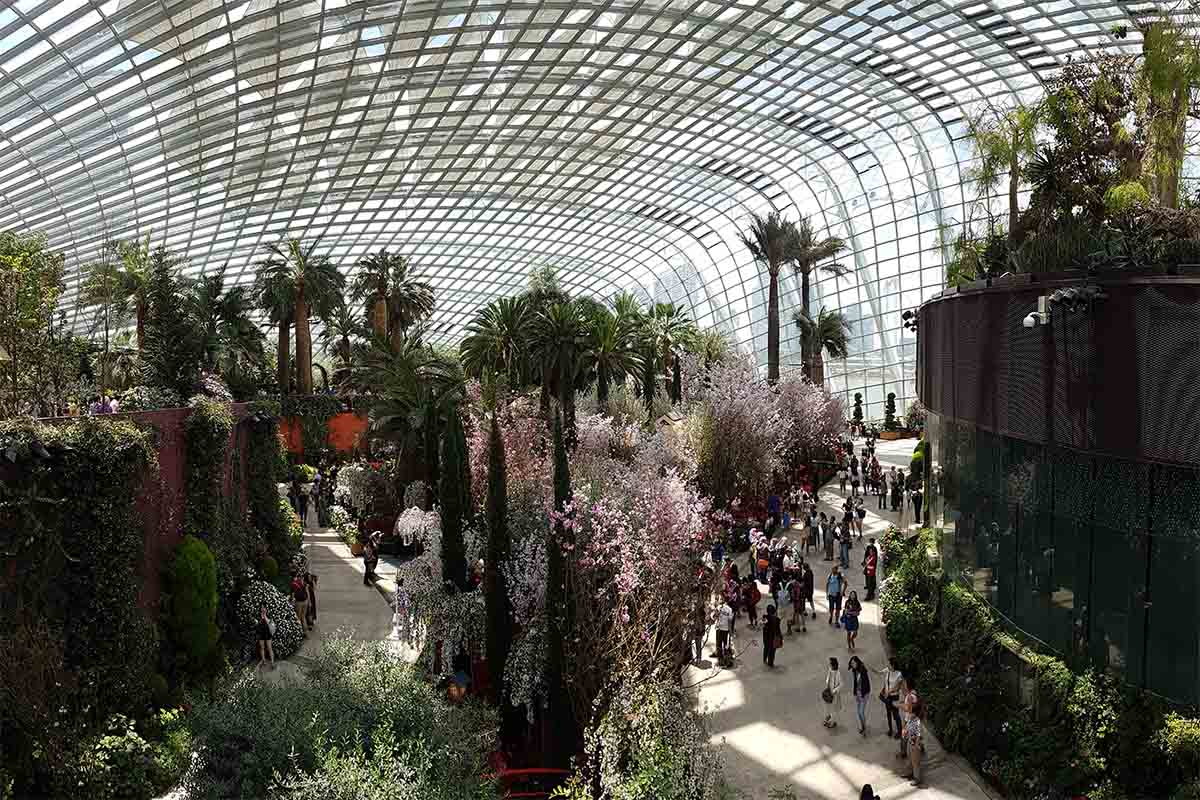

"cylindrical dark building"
[918,271,1200,705]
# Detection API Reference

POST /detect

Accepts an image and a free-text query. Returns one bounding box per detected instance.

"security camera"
[1023,312,1047,328]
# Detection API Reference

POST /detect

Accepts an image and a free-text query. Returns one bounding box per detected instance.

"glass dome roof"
[0,0,1151,416]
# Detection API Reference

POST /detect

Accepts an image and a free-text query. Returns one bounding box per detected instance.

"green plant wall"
[0,418,159,795]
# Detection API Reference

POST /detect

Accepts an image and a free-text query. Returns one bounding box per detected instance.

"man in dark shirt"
[767,491,782,530]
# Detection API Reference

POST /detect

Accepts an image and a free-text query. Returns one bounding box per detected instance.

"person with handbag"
[879,659,905,738]
[822,656,843,727]
[761,604,782,668]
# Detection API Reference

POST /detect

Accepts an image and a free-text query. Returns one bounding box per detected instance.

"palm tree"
[793,307,851,386]
[530,300,588,443]
[460,295,532,387]
[351,249,434,346]
[186,267,264,374]
[350,249,393,339]
[644,302,696,380]
[319,299,363,384]
[790,215,848,382]
[80,255,131,394]
[738,211,805,383]
[384,253,435,349]
[253,238,345,395]
[691,327,732,367]
[582,307,641,410]
[107,235,154,350]
[967,101,1040,246]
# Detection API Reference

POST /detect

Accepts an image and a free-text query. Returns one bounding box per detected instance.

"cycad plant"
[253,238,345,395]
[186,267,264,375]
[792,307,851,386]
[530,300,588,444]
[460,295,532,388]
[582,307,641,411]
[791,215,848,381]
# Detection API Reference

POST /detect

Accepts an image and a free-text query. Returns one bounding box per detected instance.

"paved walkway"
[688,437,996,800]
[259,524,401,683]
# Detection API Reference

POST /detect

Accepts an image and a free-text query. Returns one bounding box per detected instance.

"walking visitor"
[880,659,904,738]
[843,590,862,650]
[762,604,782,668]
[822,656,843,728]
[849,655,871,735]
[826,565,844,627]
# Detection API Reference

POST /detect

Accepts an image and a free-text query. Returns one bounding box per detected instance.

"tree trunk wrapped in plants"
[485,413,513,707]
[545,410,579,767]
[439,403,471,591]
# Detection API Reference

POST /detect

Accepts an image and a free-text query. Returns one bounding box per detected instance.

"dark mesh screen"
[921,279,1200,705]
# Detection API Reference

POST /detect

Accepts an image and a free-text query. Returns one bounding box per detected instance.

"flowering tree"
[333,462,390,528]
[681,353,786,508]
[774,372,845,471]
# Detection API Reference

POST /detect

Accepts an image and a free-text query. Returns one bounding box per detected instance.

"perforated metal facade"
[0,0,1153,415]
[920,276,1200,704]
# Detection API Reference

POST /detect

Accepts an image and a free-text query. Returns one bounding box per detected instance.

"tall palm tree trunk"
[1008,142,1020,248]
[813,351,825,386]
[799,269,812,381]
[295,290,313,394]
[596,362,610,411]
[767,266,780,383]
[371,295,387,339]
[277,317,291,394]
[135,302,146,351]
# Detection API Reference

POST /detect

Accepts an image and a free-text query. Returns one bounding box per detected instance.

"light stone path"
[688,437,999,800]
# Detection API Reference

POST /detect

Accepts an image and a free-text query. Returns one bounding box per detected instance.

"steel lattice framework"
[0,0,1151,416]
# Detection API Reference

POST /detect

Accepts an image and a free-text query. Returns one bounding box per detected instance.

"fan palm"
[186,267,264,374]
[582,308,642,410]
[253,238,345,395]
[792,307,851,386]
[350,249,393,339]
[738,211,807,383]
[319,299,364,383]
[385,255,435,348]
[460,295,532,387]
[530,301,588,441]
[790,215,848,381]
[645,302,696,379]
[104,235,154,350]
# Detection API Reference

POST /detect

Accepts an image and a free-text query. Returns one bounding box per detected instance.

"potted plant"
[880,393,902,439]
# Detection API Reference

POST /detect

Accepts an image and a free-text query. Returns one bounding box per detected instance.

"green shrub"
[71,714,170,800]
[147,708,192,791]
[883,525,1200,799]
[260,555,279,580]
[168,535,220,678]
[1104,180,1150,214]
[183,636,497,800]
[293,463,317,483]
[148,673,170,708]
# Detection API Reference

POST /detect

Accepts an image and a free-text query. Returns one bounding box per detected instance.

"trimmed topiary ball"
[236,580,304,658]
[259,555,279,580]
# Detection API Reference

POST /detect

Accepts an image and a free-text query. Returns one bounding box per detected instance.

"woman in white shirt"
[822,656,843,728]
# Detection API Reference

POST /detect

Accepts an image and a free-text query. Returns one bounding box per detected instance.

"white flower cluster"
[394,506,439,547]
[236,580,305,658]
[333,463,386,519]
[403,479,430,510]
[393,511,487,675]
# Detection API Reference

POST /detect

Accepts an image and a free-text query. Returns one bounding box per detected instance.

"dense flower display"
[333,462,389,521]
